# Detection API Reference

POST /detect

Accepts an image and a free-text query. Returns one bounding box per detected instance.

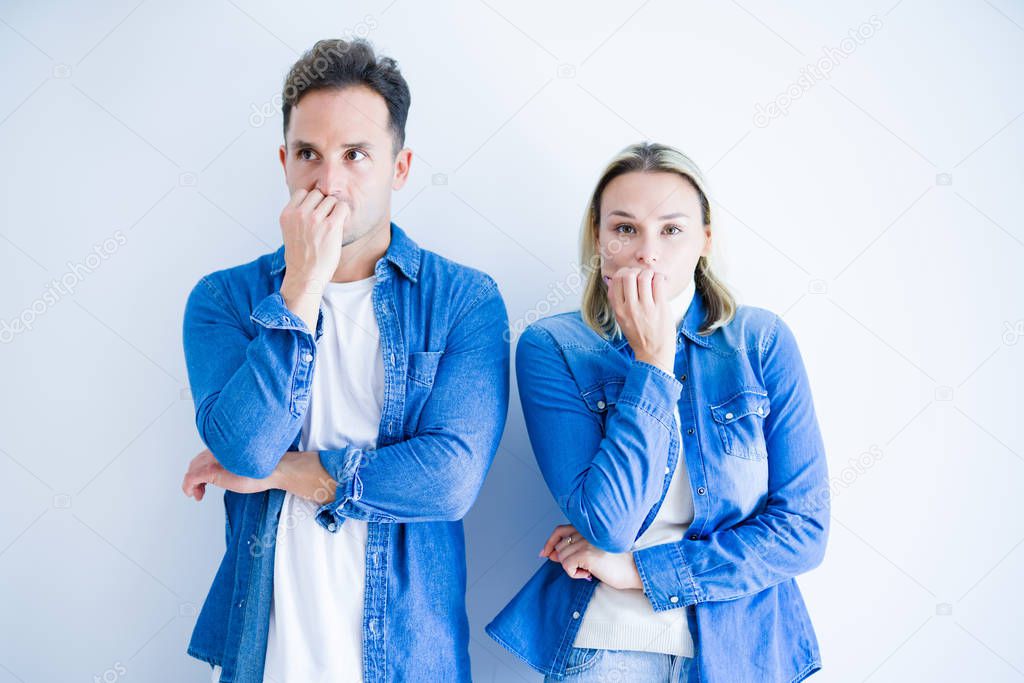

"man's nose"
[315,162,348,197]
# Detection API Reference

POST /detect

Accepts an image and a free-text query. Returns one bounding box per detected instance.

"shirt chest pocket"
[709,389,771,460]
[581,379,624,434]
[405,351,443,434]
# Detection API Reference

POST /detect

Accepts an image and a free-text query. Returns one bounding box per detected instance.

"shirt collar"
[269,222,421,283]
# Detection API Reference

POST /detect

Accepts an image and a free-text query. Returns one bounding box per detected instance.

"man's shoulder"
[199,246,282,289]
[416,244,500,307]
[186,246,282,315]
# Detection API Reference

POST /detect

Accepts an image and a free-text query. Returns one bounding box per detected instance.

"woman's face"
[597,171,712,299]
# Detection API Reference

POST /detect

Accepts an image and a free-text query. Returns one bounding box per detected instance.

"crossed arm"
[181,273,510,527]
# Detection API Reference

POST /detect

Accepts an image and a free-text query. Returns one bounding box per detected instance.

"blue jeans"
[544,647,694,682]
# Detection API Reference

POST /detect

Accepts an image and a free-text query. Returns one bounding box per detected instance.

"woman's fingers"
[636,268,655,309]
[650,270,667,305]
[556,538,585,563]
[561,551,592,580]
[620,268,640,309]
[539,524,577,558]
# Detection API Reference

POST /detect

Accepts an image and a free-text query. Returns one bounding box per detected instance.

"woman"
[486,142,829,682]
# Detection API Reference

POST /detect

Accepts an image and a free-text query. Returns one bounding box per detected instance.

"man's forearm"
[274,451,338,504]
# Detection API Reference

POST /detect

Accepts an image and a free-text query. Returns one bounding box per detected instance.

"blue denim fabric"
[182,223,510,682]
[487,293,829,682]
[544,647,693,682]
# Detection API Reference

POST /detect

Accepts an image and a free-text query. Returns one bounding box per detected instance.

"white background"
[1,1,1022,681]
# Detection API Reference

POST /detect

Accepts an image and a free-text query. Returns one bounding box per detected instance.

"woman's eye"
[346,149,367,161]
[614,224,635,234]
[664,224,682,235]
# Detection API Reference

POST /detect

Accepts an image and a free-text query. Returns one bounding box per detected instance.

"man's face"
[279,85,411,246]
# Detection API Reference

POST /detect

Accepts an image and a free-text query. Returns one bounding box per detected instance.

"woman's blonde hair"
[579,142,736,340]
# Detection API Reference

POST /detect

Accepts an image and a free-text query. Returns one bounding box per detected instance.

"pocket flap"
[709,389,770,424]
[407,351,443,386]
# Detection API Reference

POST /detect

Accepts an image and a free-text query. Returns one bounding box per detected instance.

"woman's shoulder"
[517,310,613,352]
[711,303,791,356]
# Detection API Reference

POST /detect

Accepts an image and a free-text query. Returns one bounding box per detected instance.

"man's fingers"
[311,194,338,222]
[326,199,351,228]
[298,188,326,214]
[285,187,310,210]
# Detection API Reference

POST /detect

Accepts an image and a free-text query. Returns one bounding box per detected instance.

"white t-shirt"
[572,285,697,657]
[572,407,696,656]
[261,274,384,682]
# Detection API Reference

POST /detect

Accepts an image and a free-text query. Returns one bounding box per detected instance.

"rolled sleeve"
[314,447,366,531]
[633,542,701,611]
[618,360,684,430]
[250,291,325,341]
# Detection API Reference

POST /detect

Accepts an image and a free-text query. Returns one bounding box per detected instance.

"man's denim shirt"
[487,293,829,682]
[182,223,510,682]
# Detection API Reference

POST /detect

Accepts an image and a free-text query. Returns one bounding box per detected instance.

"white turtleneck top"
[572,280,697,656]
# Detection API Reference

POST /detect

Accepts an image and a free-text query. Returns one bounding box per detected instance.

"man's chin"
[344,221,389,246]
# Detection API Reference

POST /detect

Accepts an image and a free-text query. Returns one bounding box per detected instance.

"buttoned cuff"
[633,542,701,611]
[616,360,683,430]
[314,447,364,532]
[249,292,325,341]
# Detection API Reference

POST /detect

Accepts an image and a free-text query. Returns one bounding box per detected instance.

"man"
[180,38,509,682]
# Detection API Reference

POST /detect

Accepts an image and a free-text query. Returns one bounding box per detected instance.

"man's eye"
[298,148,316,161]
[346,149,367,161]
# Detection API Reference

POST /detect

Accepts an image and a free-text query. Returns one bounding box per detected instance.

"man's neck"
[330,219,392,282]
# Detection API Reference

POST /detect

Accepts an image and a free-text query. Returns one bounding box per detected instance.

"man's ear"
[279,144,287,175]
[392,148,413,191]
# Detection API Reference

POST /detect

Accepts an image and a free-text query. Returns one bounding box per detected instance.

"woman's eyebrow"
[606,209,690,220]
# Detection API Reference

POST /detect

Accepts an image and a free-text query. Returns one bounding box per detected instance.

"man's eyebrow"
[606,210,690,220]
[290,139,375,150]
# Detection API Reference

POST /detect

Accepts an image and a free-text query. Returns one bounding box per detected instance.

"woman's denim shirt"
[182,223,510,682]
[487,292,829,682]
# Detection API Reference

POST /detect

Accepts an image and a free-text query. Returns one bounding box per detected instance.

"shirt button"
[757,407,765,416]
[328,523,337,532]
[303,352,313,362]
[689,534,698,540]
[597,400,606,410]
[686,428,694,435]
[670,596,679,604]
[572,611,581,619]
[697,487,706,495]
[679,374,687,382]
[725,412,734,420]
[664,466,671,475]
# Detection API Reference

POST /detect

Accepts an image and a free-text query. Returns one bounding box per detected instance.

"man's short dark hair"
[281,38,411,154]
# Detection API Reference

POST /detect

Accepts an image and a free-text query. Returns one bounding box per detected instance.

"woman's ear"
[701,225,713,258]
